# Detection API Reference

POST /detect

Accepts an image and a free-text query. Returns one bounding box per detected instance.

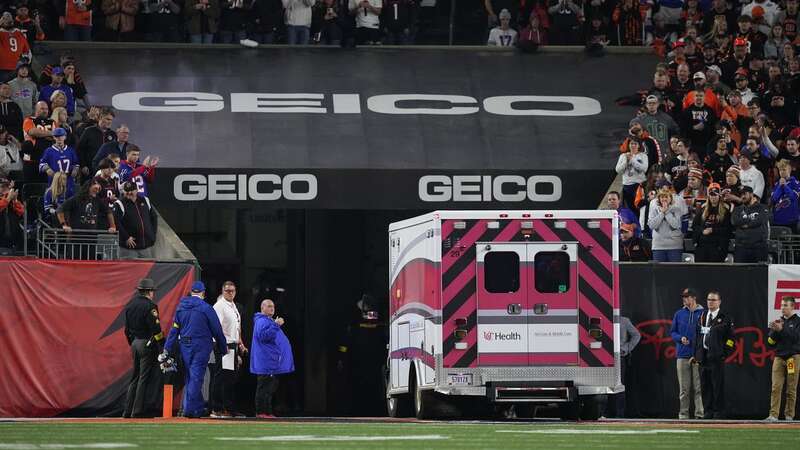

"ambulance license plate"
[447,373,473,386]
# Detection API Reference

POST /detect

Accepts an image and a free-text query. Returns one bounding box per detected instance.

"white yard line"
[216,435,450,441]
[0,444,137,449]
[497,429,699,435]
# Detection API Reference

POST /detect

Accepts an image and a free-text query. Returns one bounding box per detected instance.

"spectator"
[623,123,660,171]
[703,0,736,35]
[283,0,315,44]
[14,3,45,45]
[0,126,21,179]
[0,12,31,83]
[701,43,719,69]
[692,183,732,262]
[648,186,685,262]
[666,137,691,184]
[612,0,643,45]
[56,178,116,232]
[94,157,118,208]
[74,104,99,137]
[8,60,37,119]
[60,0,94,41]
[38,67,75,116]
[732,185,771,262]
[681,89,718,156]
[113,181,157,259]
[0,83,23,141]
[649,71,680,117]
[779,0,800,41]
[735,15,767,56]
[92,124,129,172]
[720,90,750,147]
[547,0,581,44]
[765,296,800,422]
[619,222,651,261]
[39,127,78,197]
[607,190,639,234]
[683,72,722,117]
[251,298,295,419]
[0,177,22,251]
[186,0,221,44]
[21,101,54,183]
[704,136,736,184]
[738,146,766,200]
[741,0,780,28]
[778,136,800,179]
[76,107,115,181]
[704,65,730,98]
[722,164,745,209]
[616,139,649,214]
[484,0,518,28]
[50,107,74,146]
[764,23,789,60]
[381,0,415,45]
[680,167,708,231]
[43,170,67,226]
[583,15,607,56]
[694,290,734,419]
[487,9,517,46]
[61,61,88,108]
[670,287,705,420]
[102,0,139,41]
[48,91,69,119]
[771,159,800,231]
[348,0,379,45]
[631,95,680,163]
[218,0,250,43]
[250,0,283,44]
[118,145,157,197]
[141,0,182,41]
[672,64,693,106]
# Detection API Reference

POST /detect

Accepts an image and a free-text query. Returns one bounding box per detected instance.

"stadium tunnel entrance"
[160,207,426,416]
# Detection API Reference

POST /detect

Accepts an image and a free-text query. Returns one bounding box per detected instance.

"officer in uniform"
[163,281,228,418]
[337,294,388,416]
[123,278,164,418]
[693,290,734,419]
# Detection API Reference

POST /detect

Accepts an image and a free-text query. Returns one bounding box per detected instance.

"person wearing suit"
[693,290,735,419]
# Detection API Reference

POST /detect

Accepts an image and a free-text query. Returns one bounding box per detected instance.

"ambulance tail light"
[589,317,603,340]
[454,317,468,340]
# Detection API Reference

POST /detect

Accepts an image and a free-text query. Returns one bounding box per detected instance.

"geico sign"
[419,175,561,202]
[112,92,601,116]
[174,174,317,201]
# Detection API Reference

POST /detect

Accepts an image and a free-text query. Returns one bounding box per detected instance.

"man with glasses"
[113,181,157,259]
[693,290,734,419]
[670,288,705,419]
[210,281,247,418]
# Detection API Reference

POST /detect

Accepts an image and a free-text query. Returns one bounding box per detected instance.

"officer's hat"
[137,278,155,291]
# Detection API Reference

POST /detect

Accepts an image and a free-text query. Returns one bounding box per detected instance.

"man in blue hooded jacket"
[163,281,227,418]
[251,298,294,419]
[670,287,705,419]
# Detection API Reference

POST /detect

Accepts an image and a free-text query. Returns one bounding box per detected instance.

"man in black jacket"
[693,290,734,419]
[766,296,800,421]
[76,108,115,183]
[731,185,771,262]
[114,181,157,259]
[123,277,164,418]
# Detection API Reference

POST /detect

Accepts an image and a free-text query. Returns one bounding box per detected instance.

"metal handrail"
[36,219,120,260]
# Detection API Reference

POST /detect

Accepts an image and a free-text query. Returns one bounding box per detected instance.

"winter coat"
[283,0,314,26]
[113,195,157,250]
[185,0,221,34]
[770,177,800,226]
[691,206,732,252]
[250,312,295,375]
[647,201,684,250]
[670,305,704,359]
[615,152,648,186]
[768,314,800,358]
[102,0,140,32]
[731,201,771,247]
[164,294,228,355]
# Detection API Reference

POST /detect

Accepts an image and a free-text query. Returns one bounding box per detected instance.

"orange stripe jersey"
[0,28,29,71]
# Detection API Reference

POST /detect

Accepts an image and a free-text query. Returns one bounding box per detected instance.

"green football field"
[2,420,800,449]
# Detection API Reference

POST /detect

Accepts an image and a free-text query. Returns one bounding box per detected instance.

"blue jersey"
[39,145,79,197]
[118,161,154,197]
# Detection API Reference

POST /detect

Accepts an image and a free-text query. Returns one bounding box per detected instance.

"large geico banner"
[76,48,654,176]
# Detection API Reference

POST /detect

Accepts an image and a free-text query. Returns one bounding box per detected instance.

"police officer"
[163,281,227,418]
[123,278,164,418]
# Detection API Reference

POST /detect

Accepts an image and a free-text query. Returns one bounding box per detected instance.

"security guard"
[163,281,227,418]
[123,278,164,418]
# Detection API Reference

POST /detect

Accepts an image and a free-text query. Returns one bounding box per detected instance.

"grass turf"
[2,421,800,449]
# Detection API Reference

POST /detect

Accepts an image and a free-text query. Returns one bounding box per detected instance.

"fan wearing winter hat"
[692,183,732,262]
[723,164,744,208]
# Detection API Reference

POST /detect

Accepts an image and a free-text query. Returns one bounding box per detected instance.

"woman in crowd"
[692,183,732,262]
[648,186,685,262]
[43,171,68,227]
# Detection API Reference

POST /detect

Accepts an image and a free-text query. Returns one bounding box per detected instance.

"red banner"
[0,258,194,417]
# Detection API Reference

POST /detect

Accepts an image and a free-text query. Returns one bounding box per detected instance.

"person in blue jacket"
[771,160,800,231]
[250,298,294,419]
[163,281,227,418]
[670,287,705,420]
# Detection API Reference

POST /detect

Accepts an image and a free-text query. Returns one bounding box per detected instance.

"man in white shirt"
[487,8,518,47]
[210,281,248,417]
[349,0,381,44]
[738,146,765,200]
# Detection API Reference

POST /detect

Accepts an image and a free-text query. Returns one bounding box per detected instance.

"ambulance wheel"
[411,372,434,419]
[579,395,601,421]
[386,373,411,418]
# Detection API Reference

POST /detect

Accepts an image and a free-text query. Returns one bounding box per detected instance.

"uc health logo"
[483,331,522,341]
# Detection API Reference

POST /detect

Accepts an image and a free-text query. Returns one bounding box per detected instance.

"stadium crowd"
[0,49,159,258]
[605,0,800,263]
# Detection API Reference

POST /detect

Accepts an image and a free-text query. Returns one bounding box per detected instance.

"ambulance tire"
[411,372,435,419]
[579,395,601,421]
[386,372,411,418]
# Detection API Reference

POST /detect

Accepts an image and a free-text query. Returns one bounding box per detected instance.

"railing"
[36,219,120,260]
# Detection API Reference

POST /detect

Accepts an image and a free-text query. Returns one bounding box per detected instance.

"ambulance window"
[534,252,570,294]
[485,252,520,293]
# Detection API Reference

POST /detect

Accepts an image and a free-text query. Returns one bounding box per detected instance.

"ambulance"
[386,210,622,419]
